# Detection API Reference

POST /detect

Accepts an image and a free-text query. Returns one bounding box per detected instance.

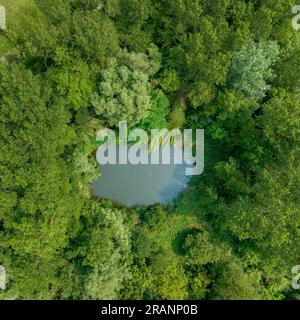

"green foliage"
[91,48,160,127]
[141,92,169,130]
[81,205,132,299]
[168,103,186,129]
[228,41,280,100]
[53,61,93,111]
[258,88,300,151]
[183,231,229,266]
[124,206,200,299]
[159,69,180,93]
[211,261,272,300]
[0,0,299,301]
[73,146,99,184]
[6,1,119,70]
[0,63,82,299]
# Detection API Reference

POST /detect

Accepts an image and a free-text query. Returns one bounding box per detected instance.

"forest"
[0,0,299,300]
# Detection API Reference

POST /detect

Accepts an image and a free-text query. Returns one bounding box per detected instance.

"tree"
[1,0,299,302]
[0,63,82,299]
[159,69,180,93]
[141,92,169,130]
[228,41,280,100]
[52,61,93,111]
[10,1,119,71]
[211,261,273,300]
[81,205,132,300]
[91,47,160,127]
[183,231,230,266]
[168,103,186,129]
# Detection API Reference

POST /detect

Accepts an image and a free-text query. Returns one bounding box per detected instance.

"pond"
[92,146,192,207]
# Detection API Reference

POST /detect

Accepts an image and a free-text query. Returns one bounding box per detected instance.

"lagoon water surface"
[92,147,192,207]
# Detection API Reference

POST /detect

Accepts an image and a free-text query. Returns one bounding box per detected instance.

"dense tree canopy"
[0,0,299,300]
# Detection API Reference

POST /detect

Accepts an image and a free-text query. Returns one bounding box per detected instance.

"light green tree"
[82,206,132,300]
[228,41,280,100]
[91,47,160,127]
